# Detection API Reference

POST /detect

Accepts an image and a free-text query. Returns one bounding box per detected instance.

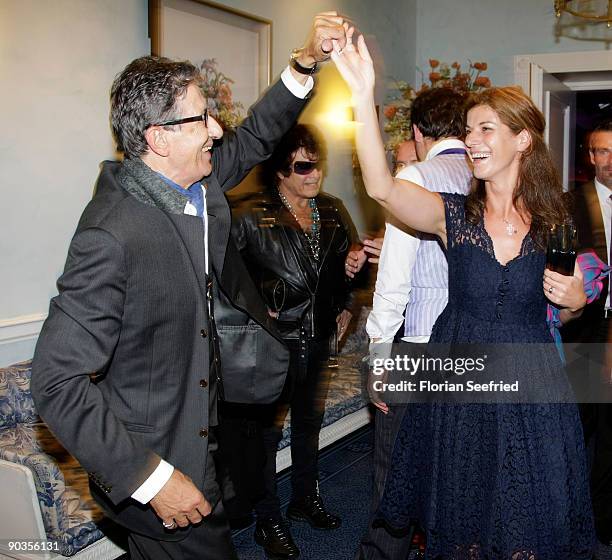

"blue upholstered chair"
[0,361,125,559]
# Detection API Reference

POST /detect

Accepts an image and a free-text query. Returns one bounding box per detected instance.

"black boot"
[287,493,341,530]
[254,518,300,559]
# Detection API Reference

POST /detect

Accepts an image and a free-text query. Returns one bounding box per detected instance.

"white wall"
[415,0,611,88]
[9,0,603,365]
[0,0,416,365]
[0,0,149,365]
[210,0,417,80]
[216,0,417,233]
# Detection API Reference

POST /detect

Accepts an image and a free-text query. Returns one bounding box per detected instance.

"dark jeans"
[255,337,331,520]
[356,405,411,560]
[215,402,265,523]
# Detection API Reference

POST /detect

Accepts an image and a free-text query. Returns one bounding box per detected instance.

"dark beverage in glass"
[546,224,577,276]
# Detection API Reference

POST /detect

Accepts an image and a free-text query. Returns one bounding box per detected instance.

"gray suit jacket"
[31,78,306,538]
[562,181,609,343]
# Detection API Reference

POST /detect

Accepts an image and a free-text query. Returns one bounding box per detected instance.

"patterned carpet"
[233,424,612,560]
[233,425,374,560]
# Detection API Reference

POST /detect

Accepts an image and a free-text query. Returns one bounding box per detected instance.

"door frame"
[514,50,612,93]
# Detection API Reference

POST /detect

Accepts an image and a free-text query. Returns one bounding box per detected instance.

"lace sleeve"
[439,192,467,250]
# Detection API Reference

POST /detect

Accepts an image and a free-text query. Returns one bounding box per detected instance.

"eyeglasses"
[292,160,323,175]
[153,108,208,128]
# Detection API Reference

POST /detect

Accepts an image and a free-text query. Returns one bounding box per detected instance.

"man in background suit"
[564,116,612,545]
[31,14,348,560]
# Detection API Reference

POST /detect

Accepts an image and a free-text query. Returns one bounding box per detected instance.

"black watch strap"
[290,49,318,75]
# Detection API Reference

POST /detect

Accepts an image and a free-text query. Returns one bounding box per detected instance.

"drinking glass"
[546,223,577,276]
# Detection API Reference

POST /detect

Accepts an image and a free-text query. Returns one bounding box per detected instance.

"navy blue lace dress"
[377,194,594,559]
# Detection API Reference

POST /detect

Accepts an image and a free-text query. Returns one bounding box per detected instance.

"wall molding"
[514,49,612,93]
[0,314,47,346]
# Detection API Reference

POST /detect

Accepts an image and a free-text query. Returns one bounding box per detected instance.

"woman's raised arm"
[332,33,445,237]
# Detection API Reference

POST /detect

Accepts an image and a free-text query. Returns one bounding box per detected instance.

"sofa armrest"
[0,459,50,558]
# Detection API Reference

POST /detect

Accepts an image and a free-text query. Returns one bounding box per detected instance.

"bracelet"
[290,49,318,75]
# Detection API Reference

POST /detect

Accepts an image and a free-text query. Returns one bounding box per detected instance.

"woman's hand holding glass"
[543,261,586,313]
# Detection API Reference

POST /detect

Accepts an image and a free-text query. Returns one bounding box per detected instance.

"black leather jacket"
[231,189,358,340]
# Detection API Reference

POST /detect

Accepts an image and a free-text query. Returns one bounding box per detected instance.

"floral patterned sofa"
[0,307,370,558]
[0,362,126,560]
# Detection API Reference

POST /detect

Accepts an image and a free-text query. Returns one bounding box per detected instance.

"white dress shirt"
[594,178,612,310]
[131,66,314,504]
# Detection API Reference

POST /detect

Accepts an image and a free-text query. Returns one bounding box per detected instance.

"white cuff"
[281,66,314,99]
[131,459,174,504]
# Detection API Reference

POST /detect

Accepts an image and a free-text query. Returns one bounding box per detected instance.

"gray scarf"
[117,157,189,215]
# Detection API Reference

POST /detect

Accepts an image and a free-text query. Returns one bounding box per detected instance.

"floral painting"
[383,59,493,152]
[199,58,245,130]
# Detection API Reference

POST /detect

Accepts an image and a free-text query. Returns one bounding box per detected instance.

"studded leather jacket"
[231,189,358,340]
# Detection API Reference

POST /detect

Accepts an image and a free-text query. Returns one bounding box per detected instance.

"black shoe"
[287,493,341,530]
[254,518,300,559]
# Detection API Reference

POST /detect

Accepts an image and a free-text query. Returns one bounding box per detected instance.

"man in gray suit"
[564,116,612,545]
[31,14,348,560]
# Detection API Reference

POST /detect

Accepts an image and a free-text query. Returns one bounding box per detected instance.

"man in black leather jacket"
[230,124,359,559]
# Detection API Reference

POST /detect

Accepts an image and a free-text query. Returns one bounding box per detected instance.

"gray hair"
[110,56,201,159]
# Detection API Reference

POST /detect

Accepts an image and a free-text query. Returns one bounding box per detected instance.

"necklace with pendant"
[503,218,518,236]
[278,190,321,260]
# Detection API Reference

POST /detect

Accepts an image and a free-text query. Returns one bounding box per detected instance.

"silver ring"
[162,521,176,529]
[548,286,553,294]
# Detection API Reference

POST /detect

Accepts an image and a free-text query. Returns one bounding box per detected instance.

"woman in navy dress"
[332,31,594,559]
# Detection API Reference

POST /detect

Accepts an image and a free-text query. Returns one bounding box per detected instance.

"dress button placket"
[496,267,510,320]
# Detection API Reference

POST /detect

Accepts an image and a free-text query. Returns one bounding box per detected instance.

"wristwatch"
[290,49,318,75]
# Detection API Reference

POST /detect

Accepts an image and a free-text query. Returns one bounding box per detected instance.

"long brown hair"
[464,86,568,248]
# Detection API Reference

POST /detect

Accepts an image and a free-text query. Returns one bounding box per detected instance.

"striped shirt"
[366,139,472,343]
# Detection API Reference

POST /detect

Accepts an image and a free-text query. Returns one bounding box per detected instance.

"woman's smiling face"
[465,104,526,185]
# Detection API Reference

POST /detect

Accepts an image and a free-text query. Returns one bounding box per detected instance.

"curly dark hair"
[110,56,201,159]
[260,124,327,189]
[464,86,568,248]
[410,87,467,139]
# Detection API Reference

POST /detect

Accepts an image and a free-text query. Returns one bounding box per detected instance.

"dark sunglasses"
[153,108,208,128]
[292,160,323,175]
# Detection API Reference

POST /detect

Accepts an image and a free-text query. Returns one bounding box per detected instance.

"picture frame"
[149,0,272,121]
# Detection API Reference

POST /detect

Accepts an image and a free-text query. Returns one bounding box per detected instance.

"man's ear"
[144,126,170,157]
[413,124,424,143]
[517,129,532,153]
